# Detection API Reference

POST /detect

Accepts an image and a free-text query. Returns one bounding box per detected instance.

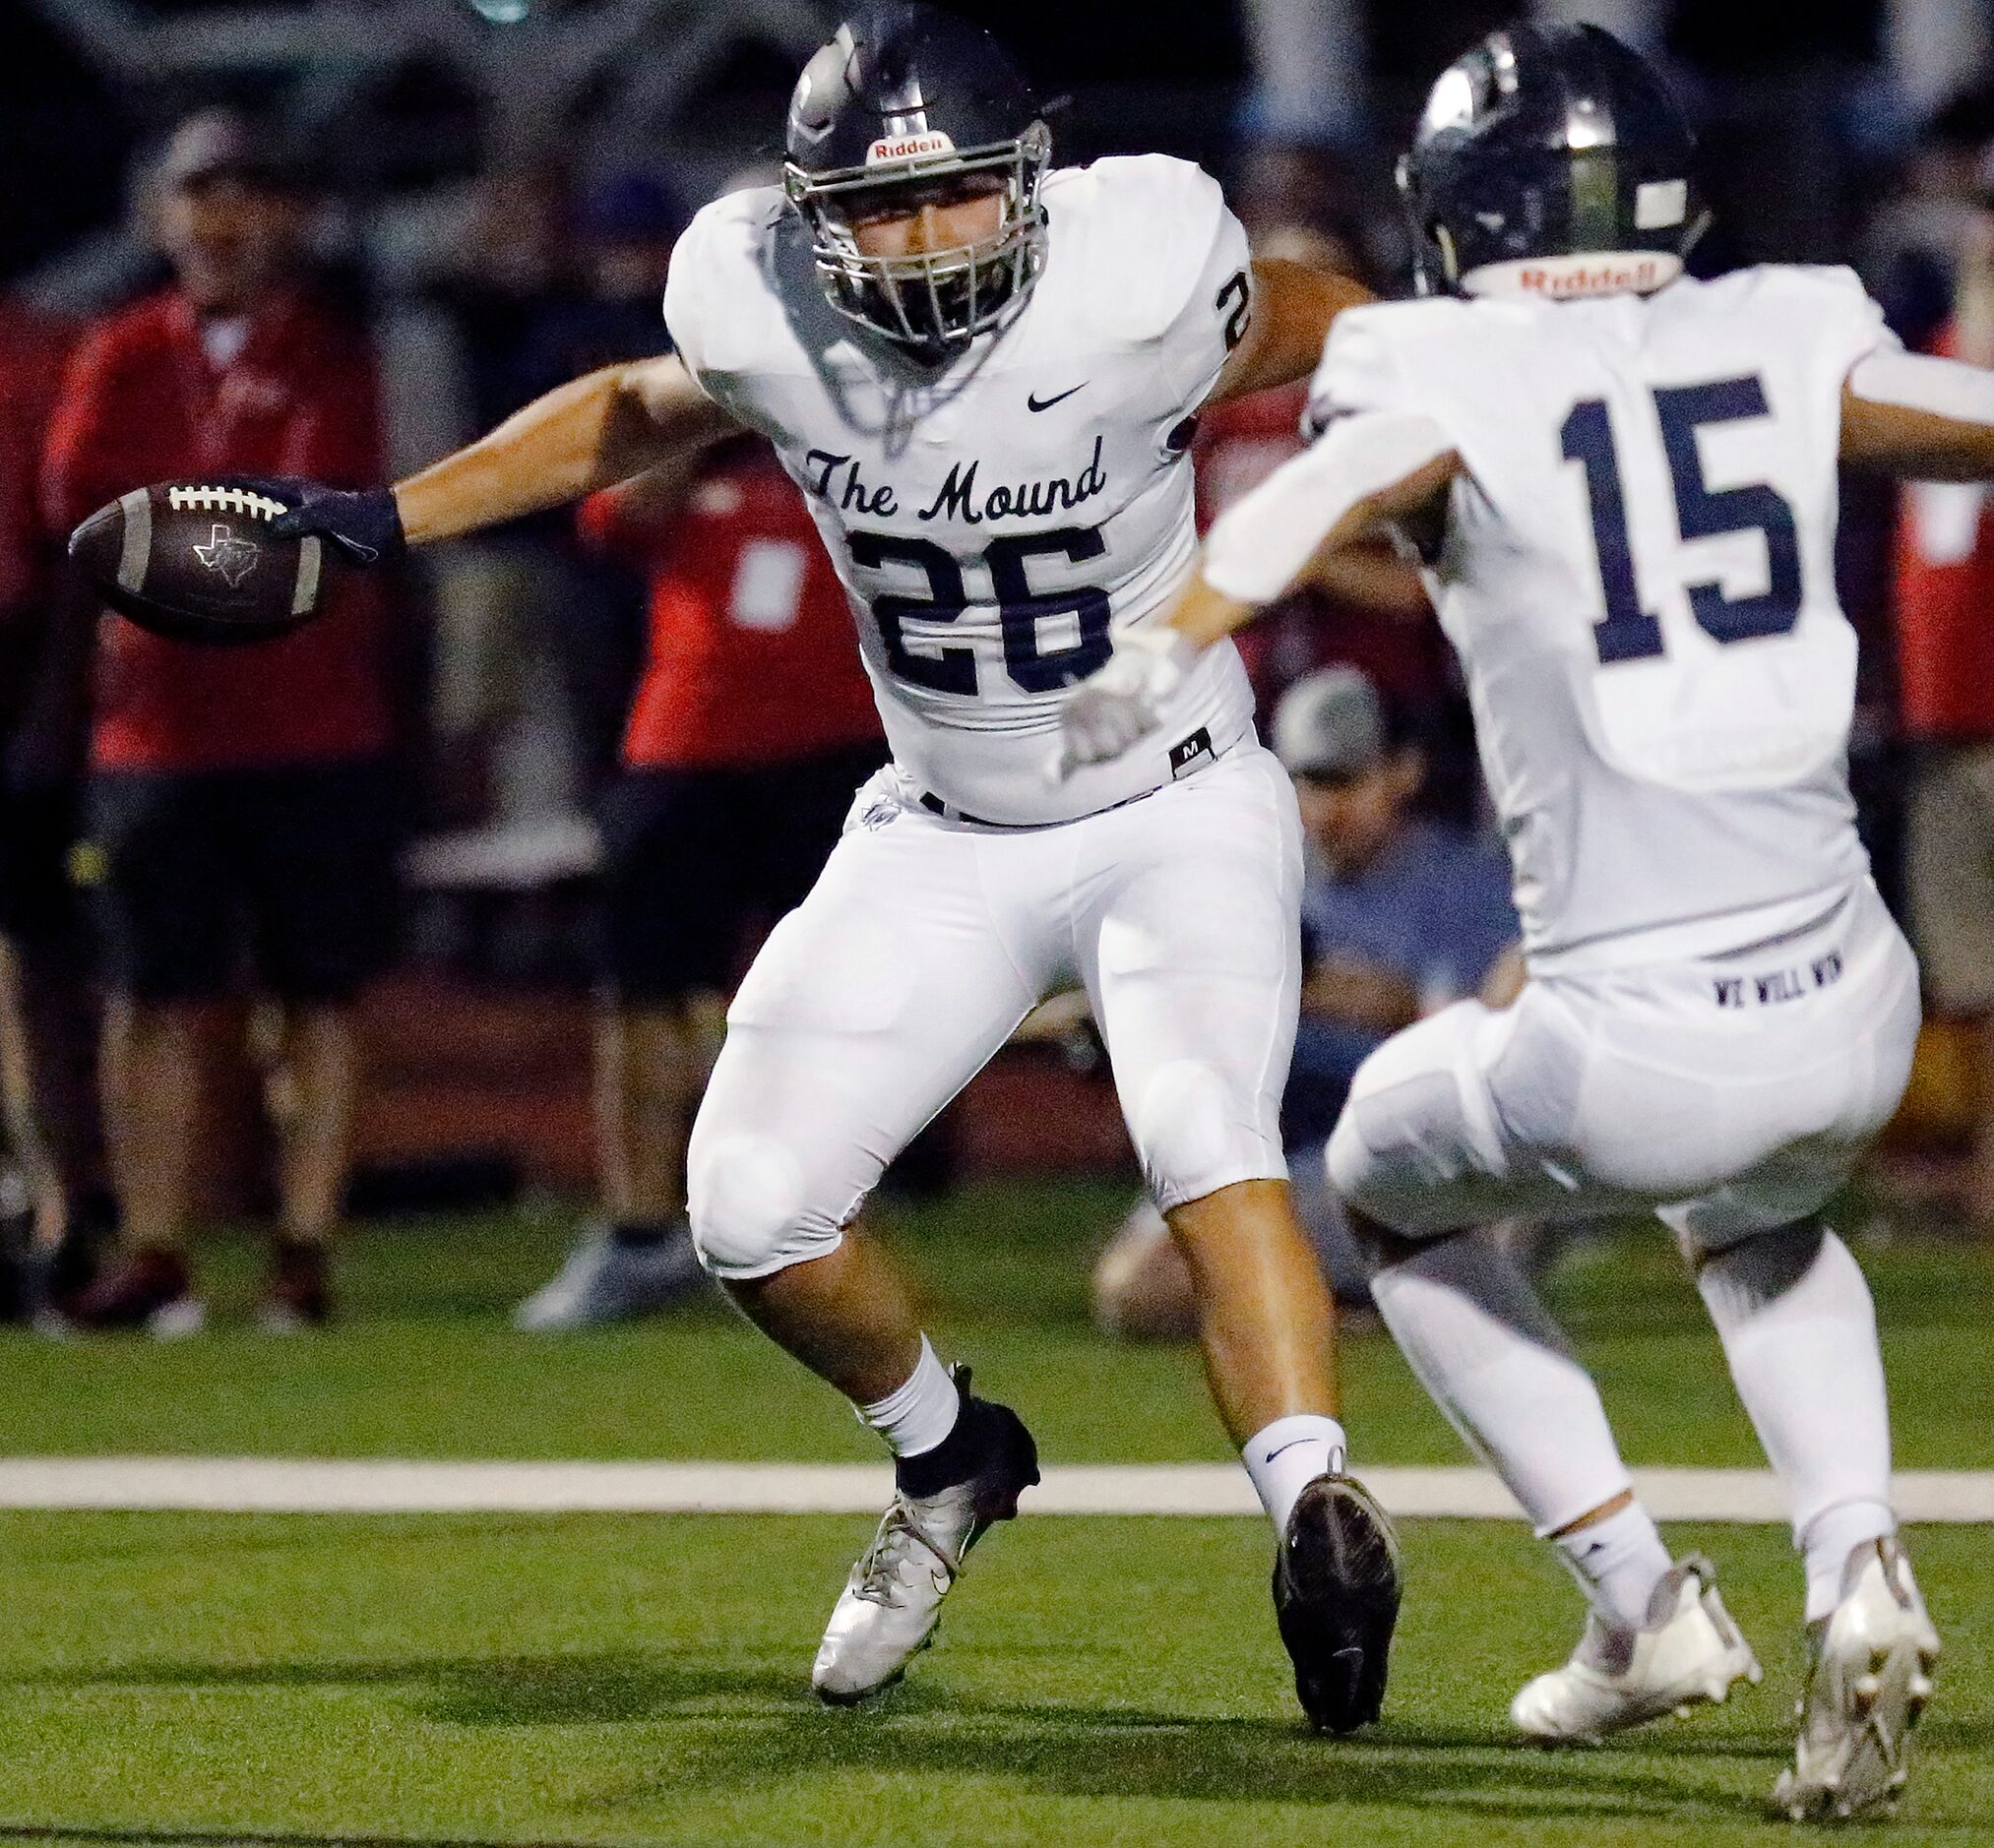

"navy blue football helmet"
[784,4,1050,356]
[1399,22,1707,300]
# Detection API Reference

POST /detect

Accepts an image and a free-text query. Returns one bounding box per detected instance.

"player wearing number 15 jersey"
[247,3,1401,1733]
[1059,21,1994,1821]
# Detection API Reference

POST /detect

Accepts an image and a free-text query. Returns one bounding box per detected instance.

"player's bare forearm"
[590,451,706,533]
[1206,259,1373,405]
[1299,537,1433,621]
[393,356,737,546]
[1160,488,1433,650]
[1162,572,1258,649]
[1839,353,1994,481]
[1840,391,1994,480]
[1167,435,1461,647]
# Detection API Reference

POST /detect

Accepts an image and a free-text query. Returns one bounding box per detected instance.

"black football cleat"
[1274,1470,1402,1732]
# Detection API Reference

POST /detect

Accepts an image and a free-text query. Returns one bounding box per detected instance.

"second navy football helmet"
[1399,23,1707,301]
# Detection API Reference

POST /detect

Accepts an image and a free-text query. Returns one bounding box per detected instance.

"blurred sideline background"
[0,0,1989,1334]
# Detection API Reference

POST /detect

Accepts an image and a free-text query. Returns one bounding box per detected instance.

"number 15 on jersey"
[1563,373,1804,666]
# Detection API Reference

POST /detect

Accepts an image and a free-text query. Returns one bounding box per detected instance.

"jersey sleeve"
[660,189,786,434]
[1063,156,1253,407]
[661,198,731,388]
[1790,266,1902,380]
[1304,305,1427,434]
[1150,165,1255,406]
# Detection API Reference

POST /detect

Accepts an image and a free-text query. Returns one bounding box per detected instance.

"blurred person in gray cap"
[1093,665,1518,1336]
[145,110,317,321]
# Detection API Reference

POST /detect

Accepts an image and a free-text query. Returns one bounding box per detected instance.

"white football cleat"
[1773,1537,1940,1823]
[812,1373,1038,1705]
[1512,1555,1762,1745]
[512,1222,705,1331]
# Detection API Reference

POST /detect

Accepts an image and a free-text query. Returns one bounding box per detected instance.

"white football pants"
[1328,879,1920,1253]
[688,747,1302,1279]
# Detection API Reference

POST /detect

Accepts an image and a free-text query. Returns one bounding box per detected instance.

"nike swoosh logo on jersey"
[1028,383,1087,412]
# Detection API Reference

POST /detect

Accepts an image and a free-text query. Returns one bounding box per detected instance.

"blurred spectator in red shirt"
[514,435,882,1329]
[1893,185,1994,1240]
[520,169,689,798]
[0,304,69,621]
[0,295,115,1318]
[41,111,399,1333]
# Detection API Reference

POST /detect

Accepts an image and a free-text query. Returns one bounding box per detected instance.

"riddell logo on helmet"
[867,131,956,164]
[1464,251,1683,302]
[1519,257,1666,297]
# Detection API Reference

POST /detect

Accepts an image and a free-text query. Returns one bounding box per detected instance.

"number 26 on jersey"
[849,526,1113,697]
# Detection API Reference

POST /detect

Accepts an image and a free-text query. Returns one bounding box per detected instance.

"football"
[67,480,325,647]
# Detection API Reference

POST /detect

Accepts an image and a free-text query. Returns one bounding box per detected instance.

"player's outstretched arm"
[268,354,739,562]
[1181,410,1460,637]
[1204,259,1374,407]
[1054,411,1458,777]
[396,354,738,546]
[1841,350,1994,481]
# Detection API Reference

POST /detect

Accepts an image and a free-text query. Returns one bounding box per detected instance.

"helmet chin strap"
[1461,250,1684,301]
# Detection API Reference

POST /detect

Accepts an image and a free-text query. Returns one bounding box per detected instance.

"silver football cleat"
[1512,1555,1762,1745]
[813,1374,1037,1704]
[812,1484,977,1703]
[512,1223,706,1331]
[1773,1537,1940,1823]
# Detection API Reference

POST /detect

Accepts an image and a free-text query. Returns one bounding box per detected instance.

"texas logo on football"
[193,523,261,588]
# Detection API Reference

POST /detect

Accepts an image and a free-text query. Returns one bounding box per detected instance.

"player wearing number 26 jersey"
[1058,20,1994,1821]
[663,151,1258,825]
[249,2,1402,1738]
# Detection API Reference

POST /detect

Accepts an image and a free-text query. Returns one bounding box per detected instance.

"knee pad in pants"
[687,1130,842,1280]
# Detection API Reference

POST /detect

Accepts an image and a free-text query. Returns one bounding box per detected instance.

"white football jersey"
[665,155,1258,825]
[1308,267,1899,968]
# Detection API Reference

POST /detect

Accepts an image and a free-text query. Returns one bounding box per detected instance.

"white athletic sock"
[857,1335,960,1458]
[1243,1413,1348,1533]
[1800,1499,1899,1624]
[1553,1500,1675,1632]
[1696,1224,1897,1622]
[1371,1231,1640,1541]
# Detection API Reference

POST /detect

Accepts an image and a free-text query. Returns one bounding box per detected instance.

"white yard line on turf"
[0,1457,1989,1522]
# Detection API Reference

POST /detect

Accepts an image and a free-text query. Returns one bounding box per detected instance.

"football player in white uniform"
[246,3,1402,1730]
[1059,21,1994,1821]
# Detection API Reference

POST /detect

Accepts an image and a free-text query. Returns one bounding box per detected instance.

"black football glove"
[239,476,405,566]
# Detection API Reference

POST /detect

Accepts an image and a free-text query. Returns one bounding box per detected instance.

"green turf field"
[2,1182,1989,1845]
[8,1181,1990,1467]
